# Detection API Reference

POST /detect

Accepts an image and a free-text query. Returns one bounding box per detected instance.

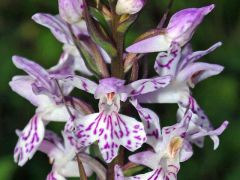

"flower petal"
[41,104,74,122]
[137,81,189,108]
[180,140,193,162]
[190,121,229,150]
[130,99,161,150]
[133,167,179,180]
[177,62,224,86]
[178,98,228,149]
[9,75,45,107]
[12,56,53,90]
[126,34,171,53]
[178,42,222,71]
[75,112,146,163]
[59,75,98,94]
[47,171,66,180]
[14,115,45,166]
[129,150,160,170]
[32,13,73,44]
[49,53,75,78]
[166,4,215,46]
[154,42,181,77]
[62,44,93,76]
[126,76,171,97]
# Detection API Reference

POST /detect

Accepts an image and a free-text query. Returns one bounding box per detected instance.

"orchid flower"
[38,130,93,180]
[137,42,228,148]
[32,12,111,76]
[115,110,193,180]
[126,5,215,53]
[61,75,171,162]
[9,55,81,166]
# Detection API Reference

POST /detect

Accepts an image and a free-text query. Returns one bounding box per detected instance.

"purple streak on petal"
[154,42,181,77]
[14,115,45,166]
[75,112,146,163]
[126,76,171,97]
[130,99,161,150]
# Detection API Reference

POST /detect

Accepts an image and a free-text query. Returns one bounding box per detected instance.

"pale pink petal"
[60,75,98,94]
[126,34,171,53]
[32,13,73,44]
[178,42,222,71]
[177,62,224,86]
[126,76,171,97]
[9,76,42,107]
[129,150,159,170]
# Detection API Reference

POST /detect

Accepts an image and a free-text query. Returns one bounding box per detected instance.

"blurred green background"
[0,0,240,179]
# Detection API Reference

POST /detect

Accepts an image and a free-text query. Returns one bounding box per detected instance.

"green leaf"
[83,0,117,58]
[124,166,145,176]
[89,7,111,36]
[117,14,138,34]
[0,156,16,180]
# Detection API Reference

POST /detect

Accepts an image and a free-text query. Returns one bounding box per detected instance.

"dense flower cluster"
[10,0,228,179]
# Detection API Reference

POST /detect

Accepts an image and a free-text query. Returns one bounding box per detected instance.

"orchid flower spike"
[9,55,83,166]
[126,4,215,53]
[61,75,171,163]
[116,0,146,15]
[115,110,194,180]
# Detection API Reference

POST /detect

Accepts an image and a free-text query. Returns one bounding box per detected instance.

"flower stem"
[110,1,124,79]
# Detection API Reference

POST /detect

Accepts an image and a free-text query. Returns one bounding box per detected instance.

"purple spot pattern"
[75,112,146,163]
[129,76,171,97]
[14,115,44,165]
[131,99,161,148]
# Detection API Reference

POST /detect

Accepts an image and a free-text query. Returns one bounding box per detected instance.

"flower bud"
[116,0,145,15]
[58,0,84,24]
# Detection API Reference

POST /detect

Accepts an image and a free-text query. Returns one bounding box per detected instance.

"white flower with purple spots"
[9,55,81,166]
[115,110,194,180]
[61,75,171,162]
[137,42,228,149]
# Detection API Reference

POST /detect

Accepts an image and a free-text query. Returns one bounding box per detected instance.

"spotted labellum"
[10,0,228,179]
